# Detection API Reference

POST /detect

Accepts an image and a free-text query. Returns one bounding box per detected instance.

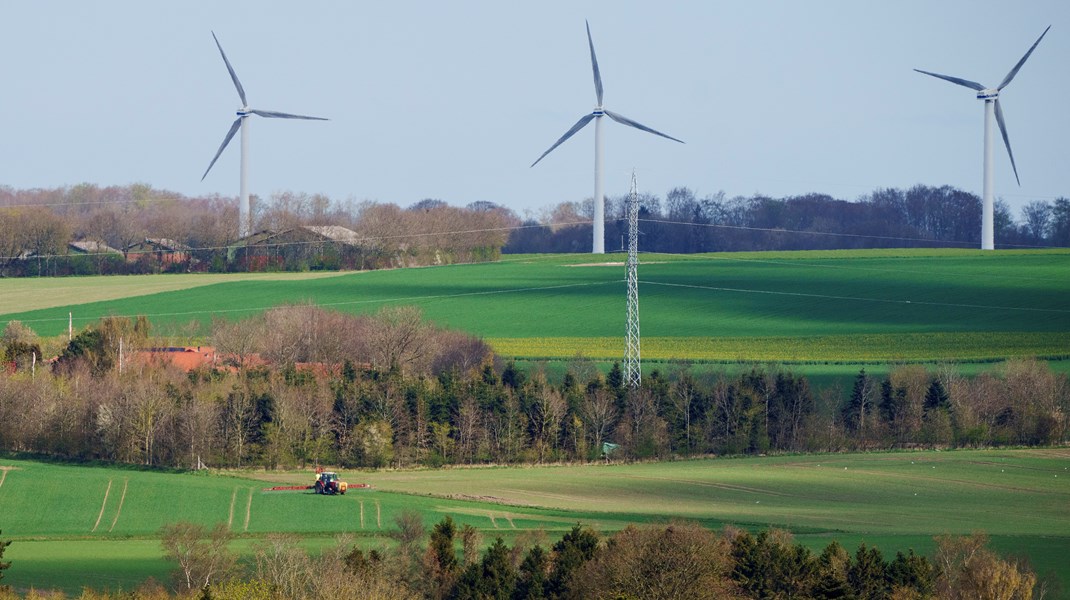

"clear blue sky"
[2,1,1065,217]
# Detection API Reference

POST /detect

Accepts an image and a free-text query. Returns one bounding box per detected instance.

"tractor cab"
[313,471,348,495]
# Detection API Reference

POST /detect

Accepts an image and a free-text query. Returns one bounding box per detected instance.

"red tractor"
[312,471,348,495]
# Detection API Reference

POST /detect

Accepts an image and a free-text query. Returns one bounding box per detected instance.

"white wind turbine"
[915,26,1050,250]
[532,21,683,254]
[201,31,328,239]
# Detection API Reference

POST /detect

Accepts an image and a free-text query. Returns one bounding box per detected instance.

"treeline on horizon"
[508,185,1070,254]
[2,182,1068,276]
[2,308,1067,470]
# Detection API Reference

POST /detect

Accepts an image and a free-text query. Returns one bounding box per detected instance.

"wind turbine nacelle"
[592,108,605,116]
[976,89,999,100]
[236,108,251,117]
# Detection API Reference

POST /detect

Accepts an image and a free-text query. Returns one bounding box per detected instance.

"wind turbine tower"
[915,26,1050,250]
[201,32,328,239]
[624,171,641,389]
[532,21,683,254]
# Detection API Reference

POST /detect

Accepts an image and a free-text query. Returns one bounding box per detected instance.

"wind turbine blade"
[530,113,597,167]
[912,69,985,91]
[998,25,1051,90]
[212,31,248,106]
[604,109,684,144]
[201,118,243,181]
[249,109,328,121]
[586,20,604,106]
[993,99,1020,186]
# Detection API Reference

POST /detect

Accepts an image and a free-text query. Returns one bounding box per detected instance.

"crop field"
[1,249,1067,364]
[2,449,1069,592]
[0,271,348,316]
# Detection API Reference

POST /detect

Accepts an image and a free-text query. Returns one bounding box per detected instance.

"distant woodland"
[1,182,1068,276]
[508,185,1070,254]
[2,309,1066,470]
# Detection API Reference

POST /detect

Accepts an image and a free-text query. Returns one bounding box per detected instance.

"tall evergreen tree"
[546,524,599,599]
[426,516,459,600]
[924,378,950,413]
[513,545,549,600]
[887,549,934,596]
[812,540,853,599]
[450,537,516,600]
[0,530,10,584]
[841,369,875,439]
[848,543,888,600]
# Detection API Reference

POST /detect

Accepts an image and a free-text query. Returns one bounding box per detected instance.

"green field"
[2,450,1068,592]
[1,249,1068,364]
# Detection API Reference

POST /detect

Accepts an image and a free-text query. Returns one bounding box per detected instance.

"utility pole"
[624,170,641,389]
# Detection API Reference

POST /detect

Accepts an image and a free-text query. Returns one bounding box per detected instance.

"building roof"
[302,225,363,245]
[235,225,365,248]
[69,240,122,255]
[128,238,191,252]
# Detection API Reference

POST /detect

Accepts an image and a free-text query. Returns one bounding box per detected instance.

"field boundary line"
[489,512,498,529]
[0,469,8,489]
[92,479,113,532]
[243,487,253,531]
[108,478,128,532]
[376,500,381,529]
[360,500,365,529]
[506,515,515,529]
[228,487,238,529]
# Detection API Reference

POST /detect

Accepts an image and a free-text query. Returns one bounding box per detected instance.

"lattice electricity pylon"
[624,170,641,389]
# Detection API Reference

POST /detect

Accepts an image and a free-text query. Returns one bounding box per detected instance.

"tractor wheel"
[314,481,324,494]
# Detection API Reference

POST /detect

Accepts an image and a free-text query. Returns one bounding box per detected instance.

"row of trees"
[2,309,1067,470]
[1,519,1038,599]
[506,185,1070,253]
[0,184,513,276]
[4,181,1068,276]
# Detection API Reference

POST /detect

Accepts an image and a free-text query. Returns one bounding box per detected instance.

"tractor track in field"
[497,487,596,506]
[968,459,1070,473]
[92,480,112,532]
[243,487,254,531]
[227,487,238,529]
[0,467,11,489]
[108,479,128,532]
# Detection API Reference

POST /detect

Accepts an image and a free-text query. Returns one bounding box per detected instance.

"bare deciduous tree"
[160,522,237,591]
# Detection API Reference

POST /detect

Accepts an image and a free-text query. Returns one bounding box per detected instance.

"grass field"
[1,249,1067,364]
[0,271,348,316]
[2,449,1069,592]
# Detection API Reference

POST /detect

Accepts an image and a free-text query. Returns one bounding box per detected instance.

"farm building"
[135,346,341,375]
[68,240,123,256]
[229,225,369,271]
[125,238,194,270]
[136,346,222,371]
